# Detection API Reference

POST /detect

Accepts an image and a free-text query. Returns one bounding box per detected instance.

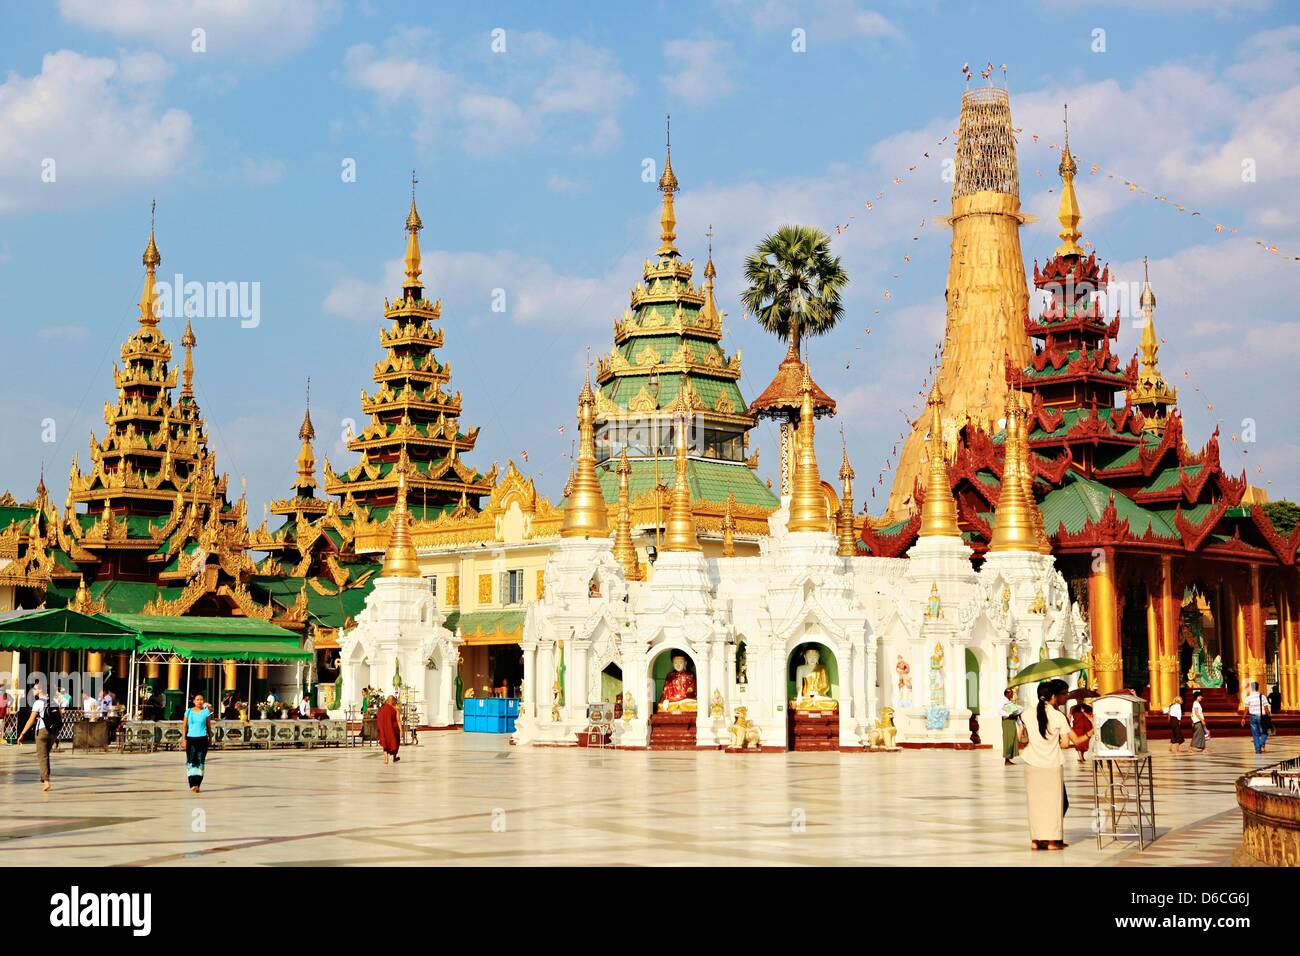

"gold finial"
[560,370,610,538]
[403,171,424,292]
[612,449,642,579]
[788,363,831,533]
[662,390,701,551]
[1129,256,1177,433]
[180,319,196,398]
[381,464,421,577]
[722,491,737,558]
[836,441,857,557]
[919,382,961,538]
[138,200,161,325]
[1055,105,1084,257]
[988,387,1047,552]
[295,379,317,492]
[73,575,90,612]
[657,116,679,257]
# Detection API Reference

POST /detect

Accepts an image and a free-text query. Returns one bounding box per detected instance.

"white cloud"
[719,0,903,43]
[661,38,738,106]
[57,0,341,59]
[0,50,193,212]
[343,29,634,157]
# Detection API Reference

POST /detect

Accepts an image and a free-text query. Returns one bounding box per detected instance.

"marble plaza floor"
[0,733,1292,866]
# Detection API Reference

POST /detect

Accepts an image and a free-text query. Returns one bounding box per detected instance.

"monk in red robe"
[377,695,402,764]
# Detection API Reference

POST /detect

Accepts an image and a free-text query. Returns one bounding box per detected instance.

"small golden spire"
[1055,105,1084,258]
[722,491,737,558]
[662,390,701,551]
[1129,257,1177,434]
[988,388,1047,553]
[295,379,317,492]
[657,116,679,257]
[836,443,857,556]
[560,370,610,538]
[612,449,642,579]
[381,463,421,578]
[919,382,961,538]
[403,170,424,292]
[180,319,196,398]
[788,363,831,533]
[139,200,161,325]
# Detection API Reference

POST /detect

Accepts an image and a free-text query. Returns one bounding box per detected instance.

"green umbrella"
[1008,657,1086,688]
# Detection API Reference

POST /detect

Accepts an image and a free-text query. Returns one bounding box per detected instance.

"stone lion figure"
[729,706,762,750]
[867,706,898,750]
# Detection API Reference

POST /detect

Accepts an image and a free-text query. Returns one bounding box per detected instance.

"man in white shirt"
[18,684,54,791]
[1242,681,1271,755]
[82,692,100,719]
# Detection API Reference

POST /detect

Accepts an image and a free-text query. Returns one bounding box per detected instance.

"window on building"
[500,569,524,605]
[425,575,437,599]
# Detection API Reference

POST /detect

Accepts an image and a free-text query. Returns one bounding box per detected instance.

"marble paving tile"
[0,735,1290,866]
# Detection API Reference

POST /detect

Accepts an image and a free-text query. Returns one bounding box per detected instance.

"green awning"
[0,608,138,651]
[99,614,310,663]
[133,637,310,663]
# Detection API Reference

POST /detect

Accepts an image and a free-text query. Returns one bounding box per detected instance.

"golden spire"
[722,491,737,558]
[1129,257,1177,433]
[836,443,858,556]
[1055,105,1084,258]
[988,388,1047,553]
[656,116,679,257]
[138,200,161,325]
[403,170,424,292]
[700,224,722,328]
[560,370,610,538]
[295,379,317,492]
[612,449,642,579]
[662,390,701,551]
[788,363,831,533]
[919,382,961,538]
[381,462,421,577]
[180,319,196,398]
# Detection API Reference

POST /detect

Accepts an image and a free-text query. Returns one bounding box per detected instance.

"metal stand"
[1091,753,1156,850]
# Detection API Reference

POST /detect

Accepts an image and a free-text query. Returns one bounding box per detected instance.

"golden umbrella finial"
[918,381,961,538]
[403,170,424,292]
[381,462,421,577]
[560,369,610,538]
[836,438,858,556]
[788,363,831,533]
[1055,104,1084,257]
[612,448,642,579]
[657,115,679,256]
[661,390,701,551]
[139,199,161,324]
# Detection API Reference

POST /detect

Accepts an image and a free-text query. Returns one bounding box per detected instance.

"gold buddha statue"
[659,653,698,713]
[792,647,837,713]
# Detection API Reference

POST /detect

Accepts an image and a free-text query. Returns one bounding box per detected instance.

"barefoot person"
[185,693,214,793]
[1022,680,1092,851]
[1189,690,1209,754]
[1000,688,1023,766]
[377,694,402,765]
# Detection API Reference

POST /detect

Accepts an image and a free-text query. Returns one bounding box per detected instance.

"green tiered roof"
[589,140,777,517]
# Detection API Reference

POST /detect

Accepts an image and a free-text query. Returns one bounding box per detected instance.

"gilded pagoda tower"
[326,182,497,550]
[886,85,1032,518]
[49,209,257,615]
[591,137,777,545]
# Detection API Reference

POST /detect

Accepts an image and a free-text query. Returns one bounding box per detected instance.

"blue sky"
[2,0,1298,521]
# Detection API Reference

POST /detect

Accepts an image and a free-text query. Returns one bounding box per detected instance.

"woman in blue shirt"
[185,693,214,793]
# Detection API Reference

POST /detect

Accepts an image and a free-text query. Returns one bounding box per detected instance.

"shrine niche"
[787,641,841,752]
[648,647,699,750]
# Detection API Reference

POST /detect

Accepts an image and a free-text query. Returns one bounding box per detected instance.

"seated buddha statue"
[659,654,698,713]
[793,647,837,712]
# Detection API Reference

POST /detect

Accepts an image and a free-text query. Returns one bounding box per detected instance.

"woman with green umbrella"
[1021,679,1093,850]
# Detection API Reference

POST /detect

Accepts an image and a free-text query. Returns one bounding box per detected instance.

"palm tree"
[740,224,848,357]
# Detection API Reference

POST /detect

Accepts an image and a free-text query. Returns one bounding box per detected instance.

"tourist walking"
[185,693,214,793]
[1000,688,1023,766]
[1166,695,1185,755]
[17,683,55,791]
[1021,679,1092,850]
[377,694,402,764]
[1242,682,1271,755]
[1189,690,1209,754]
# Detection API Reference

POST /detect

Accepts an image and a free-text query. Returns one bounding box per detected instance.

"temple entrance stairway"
[1142,687,1300,740]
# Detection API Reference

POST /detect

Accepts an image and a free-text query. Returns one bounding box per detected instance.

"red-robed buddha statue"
[659,653,698,713]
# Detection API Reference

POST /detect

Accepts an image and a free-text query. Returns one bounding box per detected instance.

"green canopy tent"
[97,614,311,719]
[0,608,138,652]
